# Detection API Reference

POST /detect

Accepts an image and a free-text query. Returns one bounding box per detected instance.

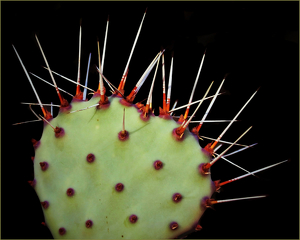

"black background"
[1,1,299,239]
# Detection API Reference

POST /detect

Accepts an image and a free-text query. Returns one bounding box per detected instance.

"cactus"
[3,2,298,239]
[31,92,218,239]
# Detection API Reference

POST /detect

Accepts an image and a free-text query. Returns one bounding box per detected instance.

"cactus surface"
[33,95,215,239]
[3,2,298,239]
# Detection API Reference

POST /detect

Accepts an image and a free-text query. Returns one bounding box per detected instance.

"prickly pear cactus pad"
[3,2,298,240]
[34,96,214,239]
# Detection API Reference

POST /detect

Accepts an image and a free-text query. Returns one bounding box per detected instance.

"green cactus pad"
[33,95,214,239]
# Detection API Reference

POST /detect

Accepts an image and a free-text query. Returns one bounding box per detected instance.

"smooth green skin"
[34,95,214,239]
